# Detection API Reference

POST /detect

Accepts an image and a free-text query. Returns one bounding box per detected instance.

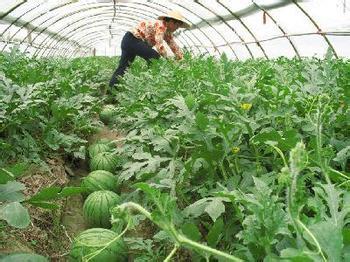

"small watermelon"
[88,142,114,159]
[90,152,119,172]
[83,190,120,228]
[69,228,127,262]
[100,105,117,124]
[81,170,118,195]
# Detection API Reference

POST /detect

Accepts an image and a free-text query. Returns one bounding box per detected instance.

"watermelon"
[81,170,118,195]
[90,152,119,172]
[83,190,120,228]
[100,105,116,124]
[69,228,127,262]
[88,142,114,159]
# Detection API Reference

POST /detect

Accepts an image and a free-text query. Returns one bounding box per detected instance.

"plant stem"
[269,144,288,167]
[220,162,228,181]
[85,219,131,262]
[176,233,243,261]
[245,122,262,174]
[297,219,327,262]
[164,245,179,262]
[118,202,243,262]
[314,106,331,184]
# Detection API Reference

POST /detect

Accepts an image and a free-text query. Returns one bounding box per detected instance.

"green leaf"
[195,112,209,131]
[343,228,350,245]
[59,187,86,197]
[280,248,313,262]
[279,129,300,151]
[134,182,158,199]
[0,162,29,184]
[205,198,226,222]
[181,223,201,242]
[308,221,342,262]
[167,95,193,120]
[183,197,228,222]
[27,186,85,202]
[252,129,281,145]
[183,198,210,218]
[207,218,224,247]
[27,187,61,202]
[29,201,59,210]
[333,146,350,169]
[0,202,30,228]
[0,181,25,202]
[0,253,48,262]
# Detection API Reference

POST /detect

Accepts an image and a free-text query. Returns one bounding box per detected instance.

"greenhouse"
[0,0,349,261]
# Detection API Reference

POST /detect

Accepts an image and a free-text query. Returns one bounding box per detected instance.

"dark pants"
[109,31,160,88]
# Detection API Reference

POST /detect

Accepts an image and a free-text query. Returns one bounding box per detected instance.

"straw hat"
[158,10,191,28]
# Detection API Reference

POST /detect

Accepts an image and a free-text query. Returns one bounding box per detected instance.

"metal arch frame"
[31,4,122,56]
[251,0,300,58]
[1,2,84,53]
[38,14,128,57]
[54,20,198,58]
[34,14,132,56]
[183,1,237,57]
[0,2,42,37]
[1,1,219,58]
[0,1,26,20]
[70,36,113,57]
[149,1,234,58]
[62,32,120,57]
[0,0,344,59]
[39,5,204,57]
[194,1,254,59]
[60,35,107,57]
[37,6,199,57]
[73,32,202,58]
[72,31,203,58]
[77,1,338,59]
[50,17,192,57]
[19,3,108,54]
[70,34,124,57]
[60,32,108,57]
[48,20,131,57]
[32,3,202,57]
[34,6,139,57]
[217,0,268,59]
[292,0,338,58]
[37,14,199,58]
[43,14,193,58]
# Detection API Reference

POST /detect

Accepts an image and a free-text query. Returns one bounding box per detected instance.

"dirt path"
[61,168,88,239]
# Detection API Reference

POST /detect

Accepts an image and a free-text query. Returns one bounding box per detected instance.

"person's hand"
[176,54,183,60]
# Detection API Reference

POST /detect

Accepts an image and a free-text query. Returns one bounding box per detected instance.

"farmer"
[109,10,190,88]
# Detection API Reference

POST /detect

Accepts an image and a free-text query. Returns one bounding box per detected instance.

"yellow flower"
[241,103,252,111]
[232,147,240,154]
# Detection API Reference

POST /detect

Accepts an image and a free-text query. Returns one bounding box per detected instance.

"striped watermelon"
[83,190,120,228]
[69,228,127,262]
[100,105,117,124]
[89,152,119,172]
[81,170,118,195]
[88,142,114,159]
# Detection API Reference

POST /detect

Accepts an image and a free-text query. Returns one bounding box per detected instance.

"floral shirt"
[132,20,183,60]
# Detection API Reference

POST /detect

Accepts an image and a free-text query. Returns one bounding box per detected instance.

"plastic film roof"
[0,0,349,59]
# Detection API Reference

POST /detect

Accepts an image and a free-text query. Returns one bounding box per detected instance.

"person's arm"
[164,33,183,60]
[154,22,168,57]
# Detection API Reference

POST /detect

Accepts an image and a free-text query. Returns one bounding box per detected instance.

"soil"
[0,158,73,260]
